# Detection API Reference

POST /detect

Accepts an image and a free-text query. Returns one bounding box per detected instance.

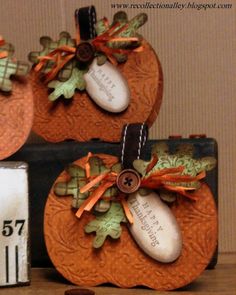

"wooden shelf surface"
[0,254,235,294]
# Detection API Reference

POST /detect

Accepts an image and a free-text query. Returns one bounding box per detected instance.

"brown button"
[116,169,141,194]
[76,42,95,63]
[65,288,95,295]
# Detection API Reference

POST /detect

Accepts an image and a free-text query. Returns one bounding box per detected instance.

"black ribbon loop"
[120,123,149,169]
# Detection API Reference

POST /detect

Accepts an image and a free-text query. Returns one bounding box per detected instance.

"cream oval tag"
[84,58,130,113]
[127,190,182,263]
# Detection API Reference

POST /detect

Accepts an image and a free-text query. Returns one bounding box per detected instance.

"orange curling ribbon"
[34,18,142,82]
[92,19,142,66]
[76,153,134,221]
[76,171,117,218]
[141,169,206,200]
[75,153,206,223]
[80,171,110,194]
[0,37,8,59]
[35,46,76,83]
[84,152,93,178]
[118,194,134,224]
[146,154,158,173]
[0,51,7,58]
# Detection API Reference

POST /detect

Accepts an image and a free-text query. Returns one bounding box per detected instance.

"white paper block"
[0,162,29,286]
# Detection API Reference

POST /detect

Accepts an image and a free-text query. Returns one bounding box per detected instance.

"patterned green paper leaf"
[150,143,216,176]
[107,13,147,50]
[54,164,88,208]
[28,32,76,81]
[48,68,87,101]
[133,143,217,197]
[112,11,128,26]
[89,157,109,176]
[96,12,147,63]
[111,162,122,173]
[0,43,29,92]
[133,159,149,177]
[89,157,121,213]
[84,202,127,248]
[89,157,112,213]
[175,144,194,157]
[151,142,169,156]
[54,157,121,213]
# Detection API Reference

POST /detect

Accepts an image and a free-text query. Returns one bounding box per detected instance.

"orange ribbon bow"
[76,152,134,223]
[34,17,142,83]
[91,17,143,65]
[141,167,206,201]
[75,153,206,224]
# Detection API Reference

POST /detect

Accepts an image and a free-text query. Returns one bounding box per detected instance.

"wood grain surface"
[0,254,235,294]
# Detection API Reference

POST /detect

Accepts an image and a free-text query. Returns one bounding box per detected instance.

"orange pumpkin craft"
[28,7,163,142]
[0,36,33,160]
[44,123,217,290]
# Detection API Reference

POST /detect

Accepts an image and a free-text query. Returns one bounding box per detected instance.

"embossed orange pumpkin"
[0,78,33,160]
[44,154,218,290]
[30,40,163,142]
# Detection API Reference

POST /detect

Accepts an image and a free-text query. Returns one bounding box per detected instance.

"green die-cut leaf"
[84,202,127,248]
[96,12,147,64]
[48,67,87,101]
[0,43,29,92]
[89,157,109,176]
[134,143,217,197]
[54,157,121,213]
[28,32,76,81]
[89,157,121,213]
[54,164,88,208]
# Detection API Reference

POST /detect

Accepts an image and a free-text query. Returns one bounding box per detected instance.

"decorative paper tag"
[84,58,130,112]
[127,190,182,263]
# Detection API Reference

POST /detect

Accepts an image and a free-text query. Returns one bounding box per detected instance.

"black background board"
[6,138,218,269]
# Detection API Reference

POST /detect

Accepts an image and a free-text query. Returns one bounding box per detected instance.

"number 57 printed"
[2,220,25,237]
